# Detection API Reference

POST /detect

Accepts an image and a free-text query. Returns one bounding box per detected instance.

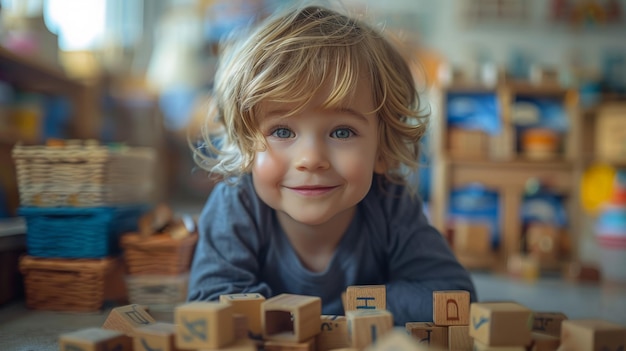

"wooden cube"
[133,322,179,351]
[532,312,567,336]
[234,313,250,339]
[346,309,393,350]
[316,315,350,351]
[448,325,472,351]
[59,327,132,351]
[265,337,317,351]
[529,332,560,351]
[102,304,155,337]
[262,294,322,343]
[560,319,626,351]
[363,329,428,351]
[345,285,386,311]
[453,221,491,255]
[405,322,448,348]
[473,340,526,351]
[433,290,470,326]
[469,302,532,346]
[220,293,266,338]
[175,301,235,349]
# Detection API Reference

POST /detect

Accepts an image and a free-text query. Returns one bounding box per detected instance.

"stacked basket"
[12,140,155,312]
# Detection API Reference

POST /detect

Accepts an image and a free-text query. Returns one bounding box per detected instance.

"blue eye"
[331,128,354,139]
[271,128,294,138]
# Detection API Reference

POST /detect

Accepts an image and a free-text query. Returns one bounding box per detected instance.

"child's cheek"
[252,151,283,180]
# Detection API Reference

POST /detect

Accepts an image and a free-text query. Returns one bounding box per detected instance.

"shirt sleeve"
[187,179,272,301]
[383,187,478,325]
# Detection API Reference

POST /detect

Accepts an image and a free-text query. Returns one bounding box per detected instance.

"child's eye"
[271,127,295,138]
[331,128,355,139]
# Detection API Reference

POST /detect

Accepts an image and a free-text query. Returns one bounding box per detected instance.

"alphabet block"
[405,322,448,348]
[473,340,526,351]
[346,309,393,350]
[433,290,470,326]
[316,315,350,351]
[234,313,250,339]
[448,325,472,351]
[529,332,559,351]
[469,302,532,347]
[59,327,131,351]
[262,294,322,343]
[220,293,266,338]
[102,304,155,337]
[174,301,235,349]
[560,319,626,351]
[265,337,317,351]
[345,285,386,311]
[532,312,568,336]
[133,322,179,351]
[364,329,428,351]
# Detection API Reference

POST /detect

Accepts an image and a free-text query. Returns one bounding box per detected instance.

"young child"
[188,4,476,325]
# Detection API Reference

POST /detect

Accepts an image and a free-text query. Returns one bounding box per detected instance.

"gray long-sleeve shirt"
[187,174,476,325]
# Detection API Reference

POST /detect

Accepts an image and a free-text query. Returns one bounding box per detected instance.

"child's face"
[251,79,384,227]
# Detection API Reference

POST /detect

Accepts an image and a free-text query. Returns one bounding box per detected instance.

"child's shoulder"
[210,174,259,207]
[366,175,423,217]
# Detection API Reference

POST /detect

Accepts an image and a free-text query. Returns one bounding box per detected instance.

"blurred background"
[0,0,626,325]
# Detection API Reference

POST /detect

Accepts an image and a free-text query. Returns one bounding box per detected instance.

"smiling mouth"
[287,185,339,196]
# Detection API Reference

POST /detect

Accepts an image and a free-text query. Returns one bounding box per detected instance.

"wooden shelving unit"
[429,80,582,270]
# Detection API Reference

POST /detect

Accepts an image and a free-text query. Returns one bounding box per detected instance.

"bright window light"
[44,0,105,51]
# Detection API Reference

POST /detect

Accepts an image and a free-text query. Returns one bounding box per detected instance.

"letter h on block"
[345,285,386,312]
[174,301,235,350]
[262,294,322,343]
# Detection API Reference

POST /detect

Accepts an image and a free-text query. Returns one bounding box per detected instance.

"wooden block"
[432,290,470,326]
[529,332,560,351]
[560,319,626,351]
[175,301,235,349]
[346,309,394,350]
[532,312,568,336]
[234,314,250,339]
[59,327,132,351]
[220,293,266,339]
[265,337,317,351]
[506,254,540,281]
[262,294,322,343]
[469,302,532,347]
[316,315,350,351]
[102,304,156,337]
[473,340,526,351]
[448,128,488,159]
[448,325,472,351]
[133,322,179,351]
[405,322,448,348]
[453,221,491,255]
[362,329,428,351]
[526,223,559,263]
[345,285,386,311]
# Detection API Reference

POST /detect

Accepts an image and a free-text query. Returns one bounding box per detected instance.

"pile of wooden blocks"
[58,285,626,351]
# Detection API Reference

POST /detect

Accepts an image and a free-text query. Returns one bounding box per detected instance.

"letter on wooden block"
[433,290,470,326]
[365,329,428,351]
[59,327,131,351]
[560,319,626,351]
[220,293,266,339]
[174,301,235,349]
[346,309,393,350]
[405,322,448,348]
[468,302,532,347]
[264,337,317,351]
[262,294,322,343]
[532,312,568,336]
[529,332,560,351]
[448,325,472,351]
[345,285,386,311]
[316,315,350,351]
[102,304,155,337]
[133,322,178,351]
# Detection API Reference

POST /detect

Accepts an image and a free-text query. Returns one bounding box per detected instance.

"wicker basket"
[125,274,188,311]
[120,233,198,275]
[19,256,116,312]
[12,142,156,207]
[20,206,147,258]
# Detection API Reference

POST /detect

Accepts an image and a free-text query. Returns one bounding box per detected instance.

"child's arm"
[187,179,272,301]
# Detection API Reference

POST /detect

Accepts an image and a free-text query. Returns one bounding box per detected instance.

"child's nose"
[294,138,330,171]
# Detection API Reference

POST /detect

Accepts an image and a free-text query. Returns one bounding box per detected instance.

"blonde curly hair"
[193,4,428,184]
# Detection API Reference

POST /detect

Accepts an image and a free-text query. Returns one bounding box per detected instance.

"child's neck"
[276,207,355,273]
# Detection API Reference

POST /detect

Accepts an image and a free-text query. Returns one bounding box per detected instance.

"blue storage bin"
[19,206,148,258]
